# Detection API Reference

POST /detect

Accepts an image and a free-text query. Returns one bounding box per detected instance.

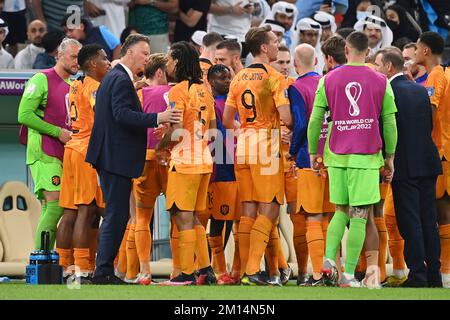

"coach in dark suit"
[86,34,182,284]
[375,47,442,287]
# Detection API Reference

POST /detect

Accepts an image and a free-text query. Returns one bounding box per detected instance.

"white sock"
[393,269,406,278]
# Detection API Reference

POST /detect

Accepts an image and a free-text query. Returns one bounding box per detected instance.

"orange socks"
[265,225,280,276]
[238,216,255,276]
[117,224,130,274]
[356,252,367,274]
[439,224,450,274]
[278,246,289,270]
[135,207,153,265]
[291,213,308,274]
[73,248,90,273]
[126,224,139,280]
[374,217,387,281]
[179,229,197,275]
[170,219,181,278]
[306,220,325,276]
[246,215,273,276]
[385,214,406,270]
[88,228,98,272]
[231,221,240,277]
[56,248,73,270]
[209,235,227,275]
[194,224,211,270]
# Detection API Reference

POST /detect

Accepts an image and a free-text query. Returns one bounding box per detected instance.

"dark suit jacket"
[390,75,442,181]
[86,64,158,178]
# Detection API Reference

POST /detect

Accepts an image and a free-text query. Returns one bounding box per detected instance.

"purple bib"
[20,68,70,161]
[142,85,170,149]
[291,74,328,155]
[324,65,386,155]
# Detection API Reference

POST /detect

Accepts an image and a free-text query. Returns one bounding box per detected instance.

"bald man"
[286,43,335,286]
[15,20,47,69]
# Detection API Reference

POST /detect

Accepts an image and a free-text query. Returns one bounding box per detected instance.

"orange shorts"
[384,184,395,217]
[285,171,297,203]
[379,182,388,200]
[235,162,284,204]
[296,169,335,214]
[206,181,241,221]
[133,159,168,208]
[166,168,211,212]
[436,161,450,199]
[60,148,104,209]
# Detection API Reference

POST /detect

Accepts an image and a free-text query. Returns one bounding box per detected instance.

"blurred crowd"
[0,0,449,70]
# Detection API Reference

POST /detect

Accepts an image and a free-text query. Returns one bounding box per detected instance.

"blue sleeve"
[99,26,120,51]
[288,86,308,156]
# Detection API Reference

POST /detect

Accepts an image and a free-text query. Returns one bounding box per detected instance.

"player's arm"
[307,78,327,167]
[111,77,181,127]
[427,69,445,123]
[18,73,61,139]
[288,86,308,159]
[380,81,398,182]
[273,72,292,128]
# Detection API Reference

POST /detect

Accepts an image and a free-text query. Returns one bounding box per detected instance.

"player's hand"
[58,128,72,144]
[154,124,169,140]
[281,128,292,145]
[310,154,323,176]
[158,109,183,124]
[84,1,104,18]
[383,155,395,183]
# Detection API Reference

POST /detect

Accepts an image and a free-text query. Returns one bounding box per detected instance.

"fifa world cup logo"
[345,82,362,117]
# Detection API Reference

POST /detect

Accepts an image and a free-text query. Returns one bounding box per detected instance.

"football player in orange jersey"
[222,25,293,285]
[416,31,450,288]
[158,41,216,286]
[215,39,244,77]
[58,44,111,283]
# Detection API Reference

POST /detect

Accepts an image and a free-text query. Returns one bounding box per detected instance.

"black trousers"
[392,176,441,285]
[95,168,132,277]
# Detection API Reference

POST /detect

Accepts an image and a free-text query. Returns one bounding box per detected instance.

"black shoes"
[92,274,131,285]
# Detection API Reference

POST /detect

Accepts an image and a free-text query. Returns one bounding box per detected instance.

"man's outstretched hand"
[158,108,183,124]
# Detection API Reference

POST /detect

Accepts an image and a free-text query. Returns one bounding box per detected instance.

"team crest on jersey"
[51,175,61,186]
[220,205,230,216]
[426,87,435,97]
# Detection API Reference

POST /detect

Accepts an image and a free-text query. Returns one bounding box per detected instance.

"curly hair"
[169,41,202,84]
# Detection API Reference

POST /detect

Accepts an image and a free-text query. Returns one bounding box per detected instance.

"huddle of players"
[51,26,450,288]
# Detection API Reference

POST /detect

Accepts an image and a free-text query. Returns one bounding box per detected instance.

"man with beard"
[354,15,393,57]
[14,20,47,69]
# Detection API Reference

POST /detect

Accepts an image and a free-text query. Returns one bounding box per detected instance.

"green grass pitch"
[1,281,449,300]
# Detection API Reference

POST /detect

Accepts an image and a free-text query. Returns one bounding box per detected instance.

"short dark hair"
[245,25,272,56]
[377,47,405,71]
[321,35,346,64]
[216,39,242,54]
[346,31,369,53]
[393,37,412,50]
[120,33,150,57]
[144,53,167,79]
[336,27,355,40]
[77,44,104,71]
[207,64,231,82]
[120,26,141,45]
[203,32,223,47]
[419,31,445,55]
[169,41,202,83]
[403,42,417,51]
[41,30,65,53]
[278,45,290,53]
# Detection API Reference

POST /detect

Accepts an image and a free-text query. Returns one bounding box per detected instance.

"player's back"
[228,63,287,131]
[169,80,215,172]
[66,76,99,155]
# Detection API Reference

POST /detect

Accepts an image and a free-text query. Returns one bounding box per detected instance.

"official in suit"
[86,34,182,284]
[374,47,442,287]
